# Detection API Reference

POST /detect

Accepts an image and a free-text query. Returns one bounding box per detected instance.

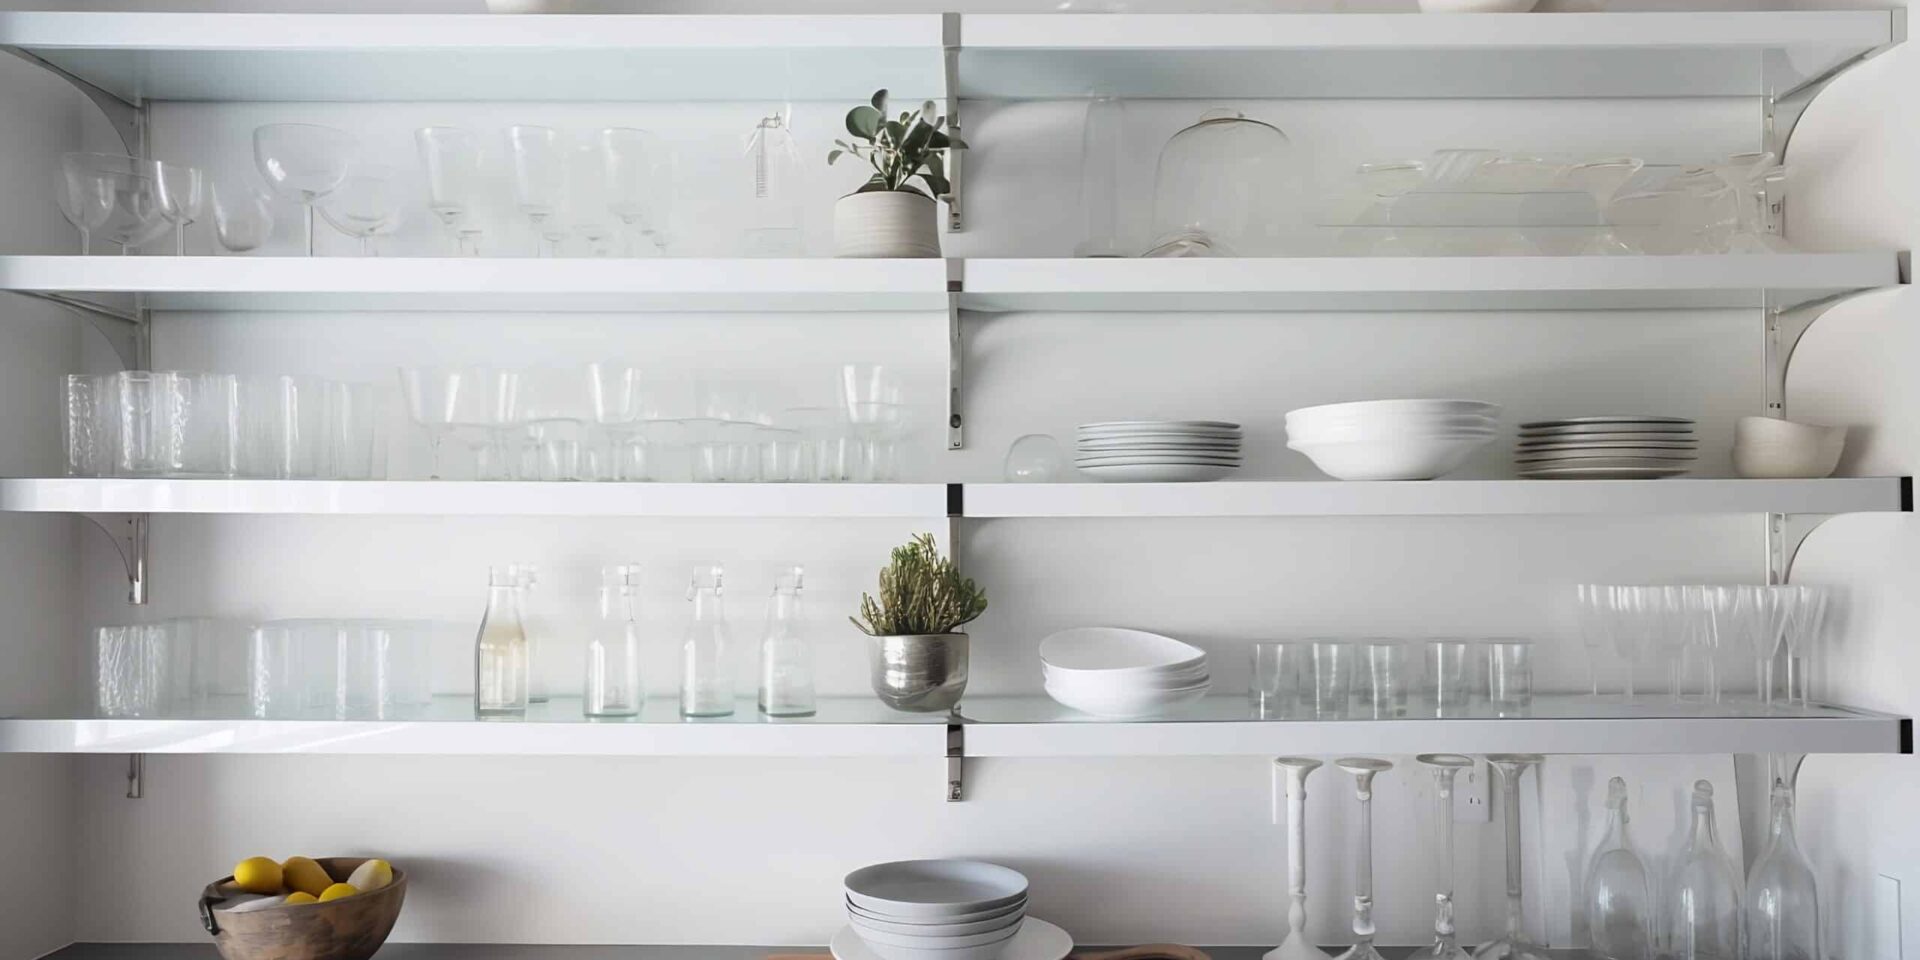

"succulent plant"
[851,533,987,636]
[829,89,967,200]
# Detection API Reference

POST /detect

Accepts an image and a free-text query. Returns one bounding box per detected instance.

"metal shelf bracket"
[1,46,145,156]
[1764,305,1820,418]
[946,722,965,802]
[7,291,148,370]
[1764,8,1905,166]
[81,512,148,605]
[947,259,965,450]
[126,753,145,799]
[1766,512,1834,585]
[941,12,964,232]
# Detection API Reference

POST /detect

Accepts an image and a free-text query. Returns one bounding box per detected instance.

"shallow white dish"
[1288,434,1491,481]
[1040,626,1205,673]
[1074,456,1244,467]
[849,897,1028,928]
[832,919,1071,960]
[1080,420,1239,431]
[1045,679,1212,719]
[1079,463,1238,482]
[1288,399,1498,418]
[852,918,1025,950]
[1515,451,1698,463]
[1516,437,1698,449]
[1044,667,1210,693]
[849,905,1028,938]
[1077,437,1242,449]
[1288,425,1497,445]
[845,861,1029,920]
[1520,466,1691,479]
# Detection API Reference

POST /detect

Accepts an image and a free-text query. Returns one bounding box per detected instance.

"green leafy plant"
[829,89,967,200]
[851,533,988,636]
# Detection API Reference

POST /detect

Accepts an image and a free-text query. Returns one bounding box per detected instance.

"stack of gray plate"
[1516,416,1697,479]
[845,860,1029,960]
[1075,420,1243,482]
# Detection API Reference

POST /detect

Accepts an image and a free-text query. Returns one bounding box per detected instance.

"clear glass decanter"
[681,564,735,718]
[1410,754,1475,960]
[1585,777,1652,960]
[1663,780,1742,960]
[758,566,815,717]
[514,562,549,704]
[585,564,644,719]
[1743,781,1820,960]
[474,564,529,720]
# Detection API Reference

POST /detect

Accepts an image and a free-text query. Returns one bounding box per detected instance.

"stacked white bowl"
[1286,399,1500,480]
[845,860,1030,960]
[1075,420,1243,482]
[1040,627,1211,719]
[1733,416,1845,479]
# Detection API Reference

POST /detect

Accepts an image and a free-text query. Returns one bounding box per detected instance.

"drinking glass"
[453,367,524,481]
[151,161,205,256]
[1486,639,1533,714]
[334,621,395,720]
[515,367,590,481]
[1334,757,1393,960]
[321,380,385,480]
[249,619,339,719]
[57,153,114,253]
[1309,640,1351,719]
[1005,434,1068,483]
[759,566,815,718]
[1475,754,1546,960]
[400,366,461,479]
[95,625,171,717]
[1267,757,1332,960]
[602,126,663,256]
[1662,780,1741,960]
[175,371,239,478]
[840,363,905,482]
[236,374,323,480]
[63,153,171,255]
[416,126,487,256]
[1608,586,1656,702]
[1250,640,1311,719]
[370,620,435,716]
[1409,754,1476,960]
[114,371,203,476]
[211,180,275,254]
[506,125,567,256]
[253,123,358,256]
[1751,585,1794,709]
[1357,640,1407,718]
[319,164,401,255]
[1425,638,1476,716]
[64,373,116,477]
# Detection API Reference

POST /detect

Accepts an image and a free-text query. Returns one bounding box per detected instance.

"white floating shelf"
[958,255,1906,314]
[964,478,1911,519]
[0,480,954,518]
[0,257,953,314]
[959,11,1901,100]
[0,697,1904,757]
[0,12,947,102]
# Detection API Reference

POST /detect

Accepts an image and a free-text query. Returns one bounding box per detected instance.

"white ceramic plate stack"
[1516,416,1697,479]
[1039,627,1211,719]
[1075,421,1242,482]
[840,860,1056,960]
[1285,399,1500,480]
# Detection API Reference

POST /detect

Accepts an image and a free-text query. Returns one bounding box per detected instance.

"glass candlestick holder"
[1335,757,1394,960]
[1267,757,1333,960]
[1475,754,1546,960]
[1409,754,1475,960]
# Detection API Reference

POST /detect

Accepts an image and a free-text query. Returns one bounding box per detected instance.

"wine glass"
[602,126,669,256]
[1751,585,1794,710]
[453,367,524,481]
[253,123,358,256]
[565,143,615,257]
[400,367,462,480]
[1334,757,1393,960]
[65,154,172,254]
[416,126,487,256]
[151,161,205,256]
[1475,754,1546,960]
[506,124,567,256]
[319,164,402,256]
[210,180,276,254]
[57,153,115,254]
[1572,583,1611,698]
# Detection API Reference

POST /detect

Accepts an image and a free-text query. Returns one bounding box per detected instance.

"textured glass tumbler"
[1487,639,1535,713]
[1358,640,1409,718]
[1251,640,1311,718]
[1426,639,1477,715]
[1310,640,1352,719]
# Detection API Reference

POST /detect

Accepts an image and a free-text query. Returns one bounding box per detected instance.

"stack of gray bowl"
[844,859,1030,960]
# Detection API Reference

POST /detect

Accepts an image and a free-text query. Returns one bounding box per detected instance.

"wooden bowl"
[198,857,407,960]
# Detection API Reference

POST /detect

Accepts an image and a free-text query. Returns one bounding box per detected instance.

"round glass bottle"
[1663,780,1741,960]
[1585,777,1652,960]
[1743,781,1820,960]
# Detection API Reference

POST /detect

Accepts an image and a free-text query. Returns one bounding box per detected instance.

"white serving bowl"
[845,861,1029,921]
[1286,410,1498,429]
[1286,421,1499,444]
[1735,416,1846,448]
[849,897,1028,928]
[849,905,1027,938]
[1043,667,1210,693]
[1287,399,1500,419]
[1289,434,1493,481]
[852,918,1025,950]
[1037,627,1205,677]
[1732,417,1846,479]
[1045,679,1211,719]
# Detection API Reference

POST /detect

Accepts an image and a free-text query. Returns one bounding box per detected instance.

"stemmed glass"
[506,125,567,256]
[210,180,275,254]
[1572,584,1611,698]
[56,154,114,253]
[1475,754,1546,960]
[1781,585,1829,710]
[253,123,358,256]
[64,154,172,254]
[603,126,672,255]
[1409,754,1475,960]
[400,367,462,480]
[1753,585,1794,710]
[587,362,647,480]
[1267,757,1332,960]
[416,126,487,256]
[151,161,205,256]
[1334,757,1392,960]
[319,164,401,255]
[453,367,523,481]
[565,143,616,257]
[841,363,905,481]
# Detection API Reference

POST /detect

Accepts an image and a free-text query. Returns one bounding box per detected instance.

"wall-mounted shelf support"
[1764,8,1905,165]
[125,753,144,799]
[7,291,146,370]
[941,12,964,232]
[80,512,147,604]
[1764,305,1820,418]
[947,262,965,450]
[946,721,965,802]
[1,45,144,155]
[1767,512,1830,585]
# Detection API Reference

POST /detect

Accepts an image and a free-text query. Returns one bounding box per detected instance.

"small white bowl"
[1732,417,1845,479]
[849,907,1027,938]
[1289,434,1493,481]
[845,861,1029,921]
[853,918,1025,950]
[1038,627,1205,676]
[1286,399,1500,419]
[1045,679,1211,719]
[849,897,1027,928]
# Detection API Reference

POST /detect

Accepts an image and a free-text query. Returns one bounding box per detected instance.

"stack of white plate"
[1285,400,1500,480]
[1039,627,1211,719]
[843,860,1032,960]
[1075,421,1242,482]
[1516,416,1697,479]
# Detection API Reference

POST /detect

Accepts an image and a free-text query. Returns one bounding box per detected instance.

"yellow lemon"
[346,859,393,893]
[317,883,358,903]
[232,857,283,896]
[281,857,332,897]
[283,892,318,906]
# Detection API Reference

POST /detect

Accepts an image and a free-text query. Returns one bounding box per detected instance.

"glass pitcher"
[1585,777,1652,960]
[758,566,816,717]
[681,564,735,717]
[585,564,644,719]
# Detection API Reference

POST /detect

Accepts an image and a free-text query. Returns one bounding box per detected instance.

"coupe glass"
[211,180,275,254]
[506,125,567,256]
[1149,109,1297,257]
[1743,781,1820,960]
[1662,780,1741,960]
[602,127,665,256]
[1409,754,1475,960]
[399,367,461,480]
[1334,757,1393,960]
[1004,434,1068,482]
[151,161,205,256]
[1475,754,1546,960]
[253,123,358,256]
[1584,777,1653,960]
[57,153,115,253]
[416,126,487,256]
[1267,758,1331,960]
[319,164,401,255]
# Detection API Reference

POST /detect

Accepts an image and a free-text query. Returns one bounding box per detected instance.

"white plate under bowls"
[1077,438,1242,450]
[849,897,1028,928]
[845,861,1029,920]
[851,918,1025,950]
[1075,456,1244,468]
[832,919,1072,960]
[1044,679,1212,719]
[1516,438,1699,450]
[1079,463,1238,482]
[849,904,1028,938]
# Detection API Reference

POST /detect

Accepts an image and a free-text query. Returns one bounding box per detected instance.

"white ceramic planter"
[834,191,941,259]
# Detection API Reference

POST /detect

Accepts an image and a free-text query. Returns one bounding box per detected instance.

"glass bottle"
[1585,777,1652,960]
[1663,780,1741,960]
[514,562,549,704]
[585,564,644,719]
[1334,757,1393,960]
[1476,754,1546,960]
[1410,754,1475,960]
[474,564,529,720]
[742,108,804,257]
[681,564,735,718]
[1743,781,1820,960]
[758,566,815,718]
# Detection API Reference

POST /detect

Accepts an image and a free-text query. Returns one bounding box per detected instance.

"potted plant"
[852,533,987,712]
[829,89,965,258]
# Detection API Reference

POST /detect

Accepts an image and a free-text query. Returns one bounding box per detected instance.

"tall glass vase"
[1334,757,1394,960]
[1268,757,1333,960]
[1743,781,1820,960]
[1409,754,1475,960]
[1584,777,1652,960]
[1663,780,1741,960]
[1475,754,1546,960]
[1073,97,1128,258]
